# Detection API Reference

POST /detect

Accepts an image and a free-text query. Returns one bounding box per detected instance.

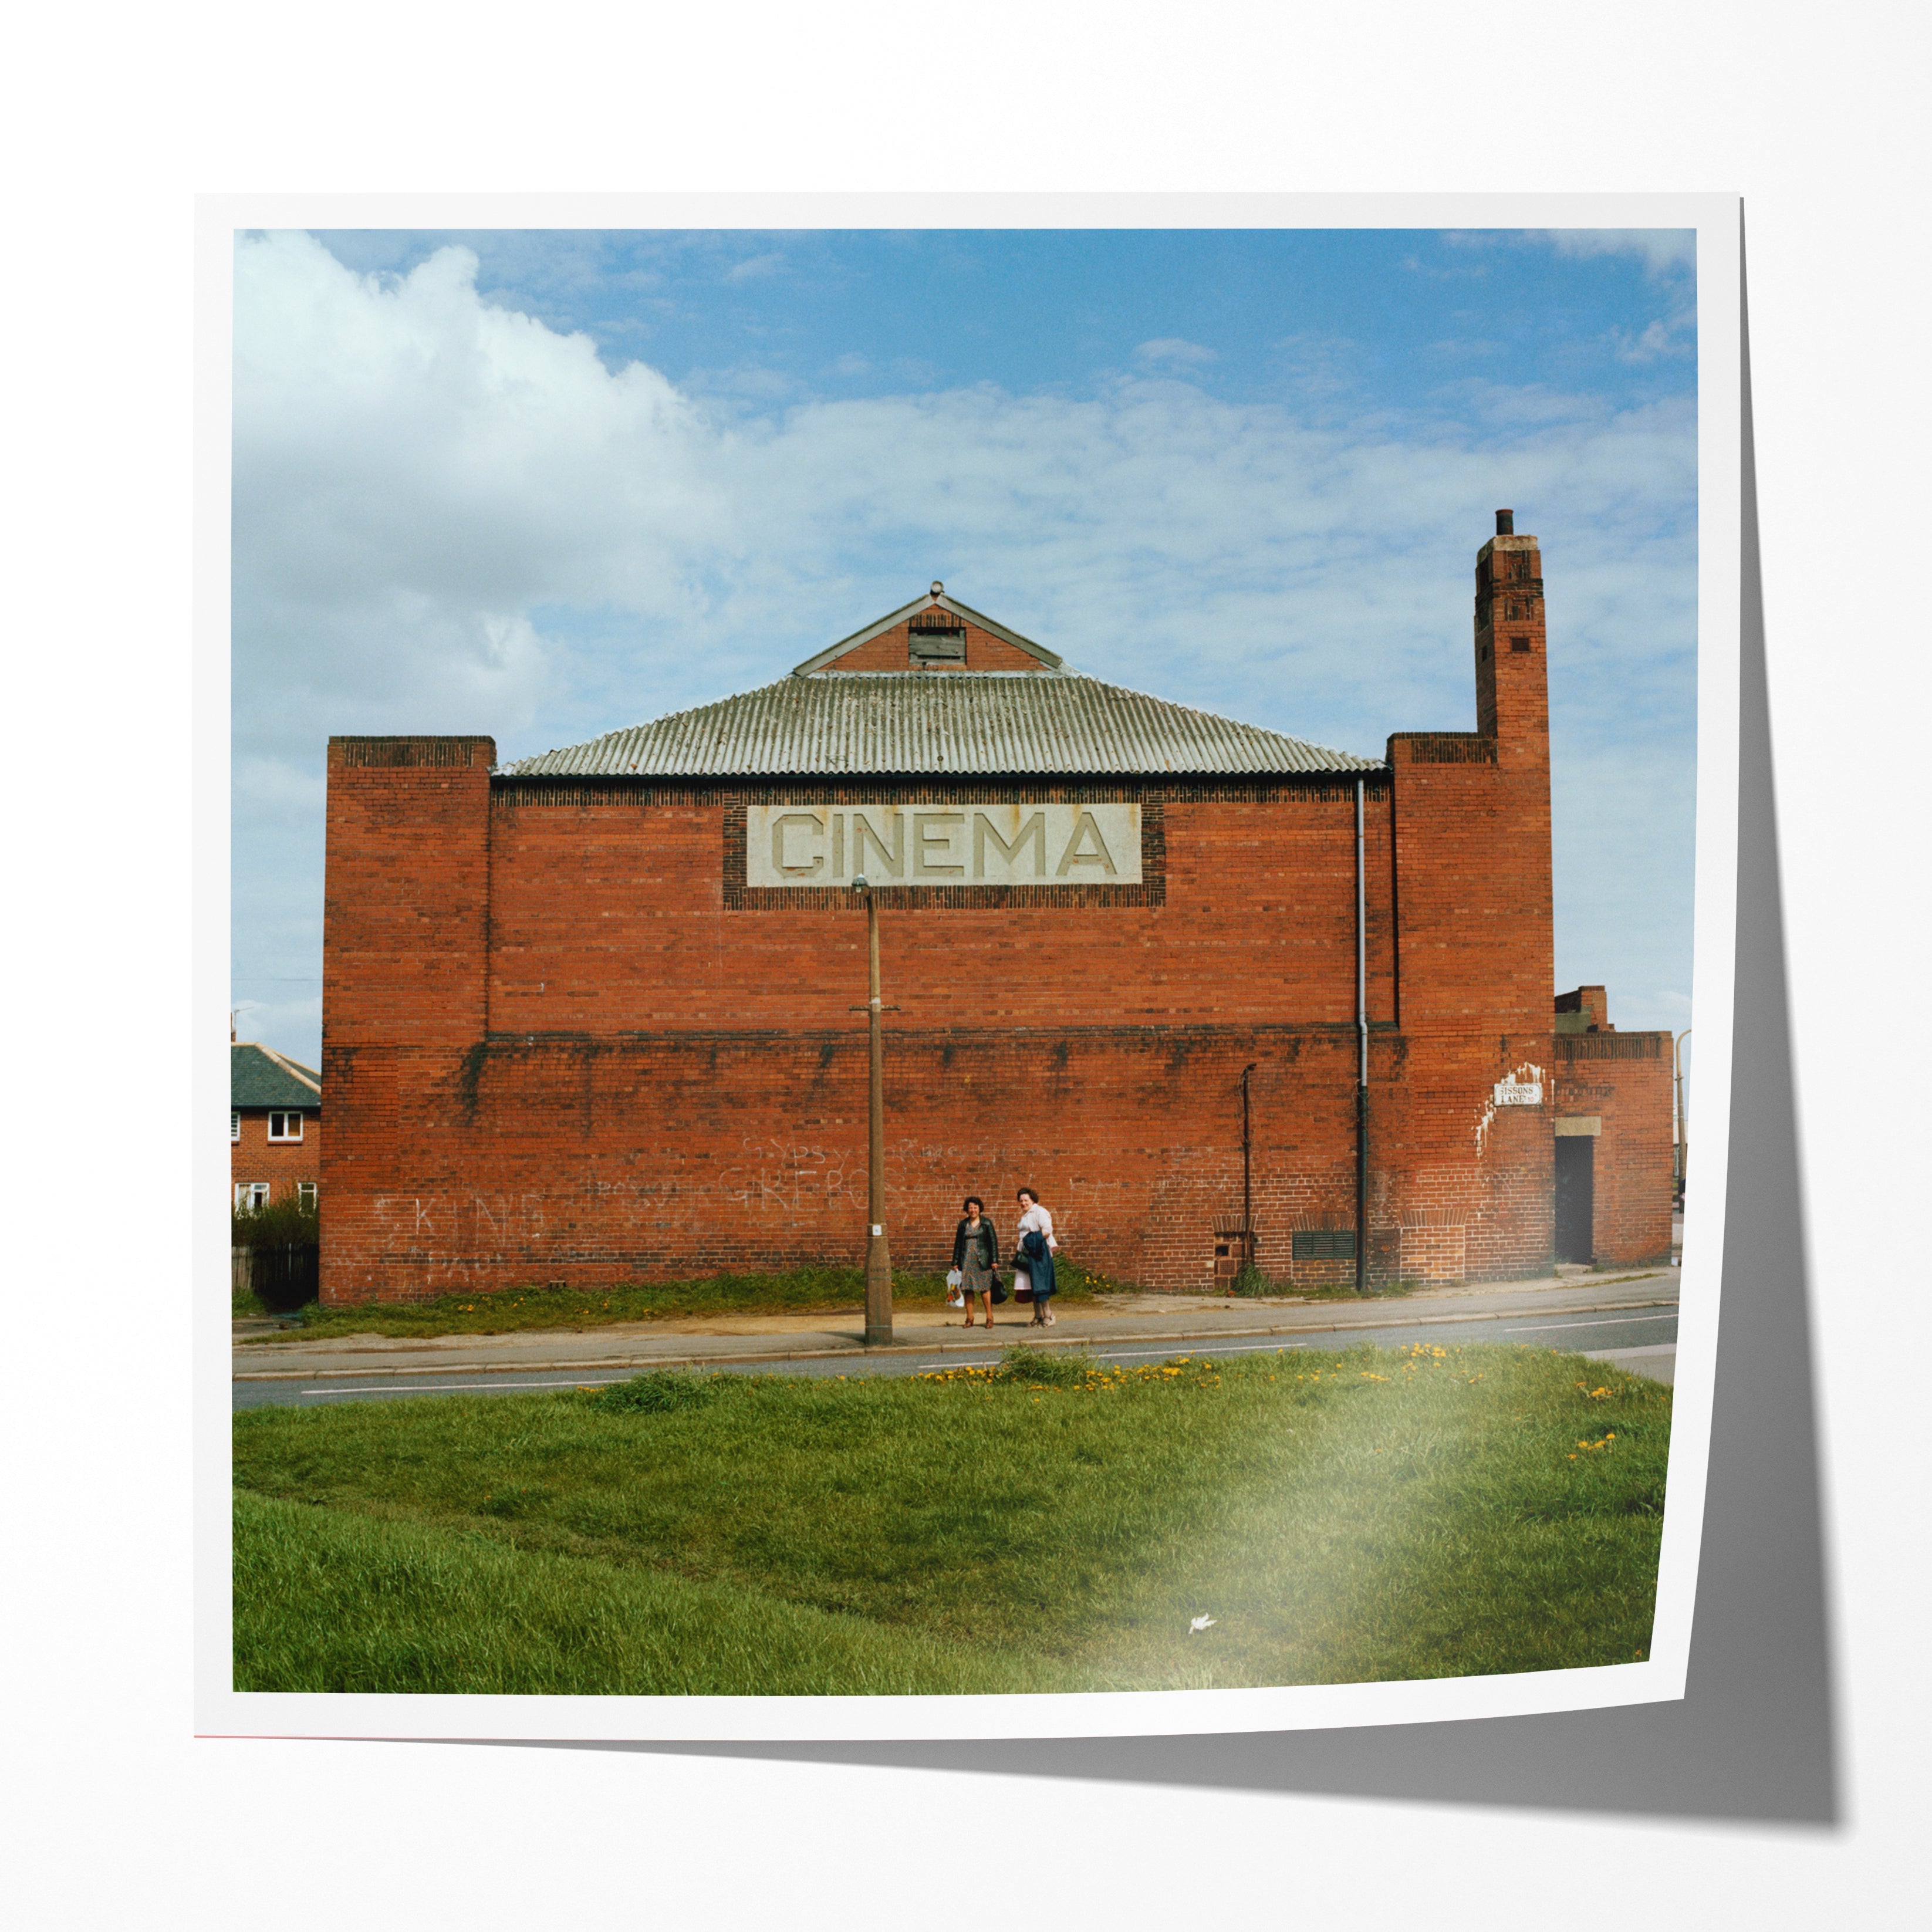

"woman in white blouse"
[1015,1187,1059,1326]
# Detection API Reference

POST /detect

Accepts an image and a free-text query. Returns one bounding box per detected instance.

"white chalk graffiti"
[719,1137,864,1214]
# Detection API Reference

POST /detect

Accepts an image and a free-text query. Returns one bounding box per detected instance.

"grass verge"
[234,1341,1670,1694]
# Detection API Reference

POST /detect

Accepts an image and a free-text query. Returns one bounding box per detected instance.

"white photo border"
[197,189,1741,1743]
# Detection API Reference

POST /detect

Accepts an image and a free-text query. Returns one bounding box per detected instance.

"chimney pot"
[1495,508,1515,536]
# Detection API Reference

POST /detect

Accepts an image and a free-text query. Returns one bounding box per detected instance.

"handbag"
[990,1274,1009,1305]
[1010,1248,1033,1302]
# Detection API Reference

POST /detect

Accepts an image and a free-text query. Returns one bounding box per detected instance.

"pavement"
[232,1264,1680,1407]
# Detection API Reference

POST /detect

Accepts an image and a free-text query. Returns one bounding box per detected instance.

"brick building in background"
[231,1039,321,1209]
[318,515,1674,1302]
[1551,984,1675,1268]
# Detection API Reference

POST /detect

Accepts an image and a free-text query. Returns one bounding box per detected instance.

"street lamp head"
[852,873,868,893]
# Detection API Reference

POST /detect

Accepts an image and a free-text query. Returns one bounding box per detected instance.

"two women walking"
[948,1187,1059,1328]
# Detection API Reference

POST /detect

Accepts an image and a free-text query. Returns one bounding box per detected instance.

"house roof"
[503,673,1378,779]
[232,1042,322,1110]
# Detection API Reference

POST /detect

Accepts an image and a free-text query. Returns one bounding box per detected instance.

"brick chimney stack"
[1474,508,1551,769]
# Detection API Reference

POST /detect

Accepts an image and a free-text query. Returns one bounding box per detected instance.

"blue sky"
[232,226,1697,1065]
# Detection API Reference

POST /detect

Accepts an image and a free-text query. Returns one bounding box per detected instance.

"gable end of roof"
[791,591,1063,675]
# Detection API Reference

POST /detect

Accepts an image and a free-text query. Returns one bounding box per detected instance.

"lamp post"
[852,875,894,1345]
[1674,1028,1692,1205]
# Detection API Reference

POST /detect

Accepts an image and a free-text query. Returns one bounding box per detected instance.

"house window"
[235,1182,270,1211]
[231,1112,241,1142]
[268,1111,303,1142]
[297,1182,318,1210]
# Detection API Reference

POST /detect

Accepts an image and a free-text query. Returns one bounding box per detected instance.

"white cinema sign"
[746,802,1143,888]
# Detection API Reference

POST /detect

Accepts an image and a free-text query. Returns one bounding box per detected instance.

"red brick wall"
[320,736,494,1299]
[484,785,1397,1037]
[1373,532,1557,1281]
[318,532,1592,1303]
[231,1110,320,1202]
[820,616,1048,674]
[1554,1033,1674,1265]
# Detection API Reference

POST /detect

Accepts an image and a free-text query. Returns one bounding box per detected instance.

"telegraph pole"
[853,876,894,1344]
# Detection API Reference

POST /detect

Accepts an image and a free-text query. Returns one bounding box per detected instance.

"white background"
[6,4,1926,1926]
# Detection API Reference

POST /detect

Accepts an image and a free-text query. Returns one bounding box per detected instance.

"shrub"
[233,1191,320,1250]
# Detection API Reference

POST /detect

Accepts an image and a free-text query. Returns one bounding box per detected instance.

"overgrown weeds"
[232,1193,320,1249]
[241,1261,1102,1342]
[592,1371,728,1416]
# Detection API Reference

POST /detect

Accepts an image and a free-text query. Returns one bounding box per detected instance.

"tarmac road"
[230,1302,1677,1411]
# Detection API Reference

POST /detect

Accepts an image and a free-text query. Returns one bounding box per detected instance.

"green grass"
[233,1340,1670,1694]
[242,1260,1106,1343]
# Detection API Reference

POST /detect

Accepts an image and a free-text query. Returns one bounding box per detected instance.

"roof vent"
[1495,509,1515,536]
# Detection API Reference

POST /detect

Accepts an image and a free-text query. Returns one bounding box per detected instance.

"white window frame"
[231,1110,241,1143]
[268,1110,303,1143]
[297,1181,317,1210]
[235,1181,270,1211]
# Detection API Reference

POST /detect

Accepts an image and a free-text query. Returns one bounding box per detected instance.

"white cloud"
[1538,229,1697,277]
[233,232,1698,1069]
[1445,229,1697,279]
[1611,308,1697,363]
[1134,337,1218,366]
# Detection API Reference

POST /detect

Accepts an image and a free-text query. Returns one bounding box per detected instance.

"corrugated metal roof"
[502,673,1380,778]
[232,1042,321,1109]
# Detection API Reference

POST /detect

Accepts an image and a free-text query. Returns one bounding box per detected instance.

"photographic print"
[206,198,1738,1738]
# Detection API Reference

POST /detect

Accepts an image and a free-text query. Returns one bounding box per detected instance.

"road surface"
[231,1303,1676,1410]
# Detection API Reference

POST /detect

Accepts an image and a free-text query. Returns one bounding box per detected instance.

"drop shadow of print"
[474,219,1839,1825]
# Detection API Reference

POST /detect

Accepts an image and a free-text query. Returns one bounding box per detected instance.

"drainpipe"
[1241,1061,1258,1265]
[1355,778,1369,1293]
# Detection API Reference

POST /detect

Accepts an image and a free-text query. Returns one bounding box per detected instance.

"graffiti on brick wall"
[718,1137,865,1214]
[372,1191,550,1257]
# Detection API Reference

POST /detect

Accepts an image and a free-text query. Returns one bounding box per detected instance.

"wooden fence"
[232,1243,320,1312]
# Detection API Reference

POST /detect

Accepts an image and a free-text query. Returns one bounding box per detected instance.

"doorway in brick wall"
[1555,1137,1595,1263]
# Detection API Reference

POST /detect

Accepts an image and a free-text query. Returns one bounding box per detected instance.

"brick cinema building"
[319,514,1673,1303]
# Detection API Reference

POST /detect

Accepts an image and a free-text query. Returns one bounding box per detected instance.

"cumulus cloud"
[1611,309,1697,363]
[1444,228,1697,279]
[1539,229,1697,276]
[232,232,1697,1065]
[1134,337,1218,366]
